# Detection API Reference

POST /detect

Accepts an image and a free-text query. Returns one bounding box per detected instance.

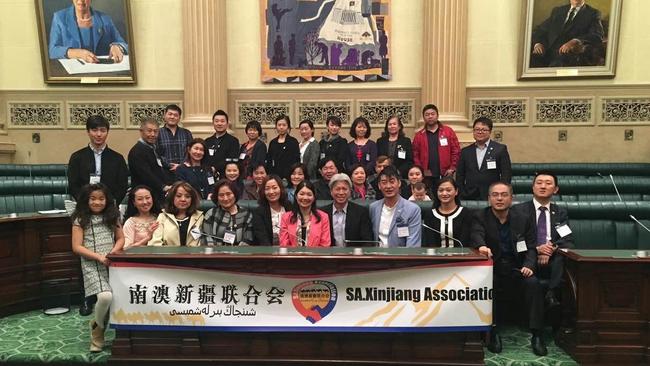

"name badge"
[207,176,215,185]
[365,153,371,161]
[397,150,406,159]
[439,138,448,146]
[320,153,325,159]
[190,227,202,240]
[239,152,246,160]
[209,148,215,156]
[556,224,572,238]
[516,240,527,253]
[156,158,163,167]
[397,225,409,238]
[223,230,236,245]
[487,160,497,170]
[89,175,101,184]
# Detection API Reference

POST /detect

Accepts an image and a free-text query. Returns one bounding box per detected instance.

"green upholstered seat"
[511,163,650,176]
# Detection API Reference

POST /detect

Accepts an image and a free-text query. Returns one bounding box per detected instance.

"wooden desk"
[0,213,79,316]
[108,246,489,366]
[558,249,650,365]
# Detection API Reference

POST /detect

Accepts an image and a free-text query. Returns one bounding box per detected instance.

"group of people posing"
[67,104,571,356]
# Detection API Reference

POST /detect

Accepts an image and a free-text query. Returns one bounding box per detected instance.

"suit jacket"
[149,211,204,247]
[251,204,291,245]
[376,135,413,178]
[471,207,537,270]
[266,135,300,180]
[279,210,331,247]
[323,201,374,246]
[48,6,129,59]
[319,135,349,172]
[369,197,422,247]
[128,140,171,202]
[301,140,320,179]
[67,145,128,203]
[532,4,604,51]
[512,201,574,250]
[240,140,267,177]
[456,140,512,200]
[412,124,460,175]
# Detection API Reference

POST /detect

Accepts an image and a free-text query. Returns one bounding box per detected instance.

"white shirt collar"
[533,198,551,211]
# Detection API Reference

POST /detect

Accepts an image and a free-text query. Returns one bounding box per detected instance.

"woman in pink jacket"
[279,181,331,247]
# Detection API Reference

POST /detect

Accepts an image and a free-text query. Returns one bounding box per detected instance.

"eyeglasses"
[473,128,491,133]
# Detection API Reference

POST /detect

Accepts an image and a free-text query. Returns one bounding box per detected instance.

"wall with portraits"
[0,0,649,164]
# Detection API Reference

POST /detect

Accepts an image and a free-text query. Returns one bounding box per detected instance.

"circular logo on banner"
[291,280,338,324]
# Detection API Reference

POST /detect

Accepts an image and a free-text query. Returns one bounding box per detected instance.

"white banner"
[109,261,493,332]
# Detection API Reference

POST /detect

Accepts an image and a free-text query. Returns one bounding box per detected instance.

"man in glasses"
[472,182,546,356]
[456,117,511,200]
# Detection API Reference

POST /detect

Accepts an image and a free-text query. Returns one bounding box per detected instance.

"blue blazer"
[48,6,128,59]
[369,197,422,247]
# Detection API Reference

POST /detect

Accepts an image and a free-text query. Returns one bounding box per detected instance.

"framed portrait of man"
[518,0,622,80]
[35,0,137,84]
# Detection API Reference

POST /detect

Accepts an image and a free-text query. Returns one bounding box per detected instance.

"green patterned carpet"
[0,308,576,365]
[484,326,578,366]
[0,308,113,363]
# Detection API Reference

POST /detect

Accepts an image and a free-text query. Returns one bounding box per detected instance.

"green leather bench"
[512,163,650,177]
[0,164,68,178]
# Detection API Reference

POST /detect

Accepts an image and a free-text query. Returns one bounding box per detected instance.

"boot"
[90,320,105,352]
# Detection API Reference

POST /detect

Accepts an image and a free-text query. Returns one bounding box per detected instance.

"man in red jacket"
[412,104,460,186]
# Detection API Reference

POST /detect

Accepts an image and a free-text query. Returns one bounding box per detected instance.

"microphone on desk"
[421,223,465,251]
[344,239,383,247]
[609,174,623,202]
[630,215,650,234]
[598,172,623,202]
[189,228,233,246]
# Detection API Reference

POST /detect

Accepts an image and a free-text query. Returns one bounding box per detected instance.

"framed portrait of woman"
[518,0,622,80]
[35,0,137,84]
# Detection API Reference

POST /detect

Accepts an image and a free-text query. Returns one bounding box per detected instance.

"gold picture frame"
[35,0,137,84]
[518,0,622,80]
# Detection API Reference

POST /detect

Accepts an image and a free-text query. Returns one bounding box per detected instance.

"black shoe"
[79,302,93,316]
[545,291,560,309]
[531,335,548,356]
[487,331,502,353]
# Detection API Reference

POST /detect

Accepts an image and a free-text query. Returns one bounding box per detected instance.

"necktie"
[537,207,547,245]
[565,8,576,24]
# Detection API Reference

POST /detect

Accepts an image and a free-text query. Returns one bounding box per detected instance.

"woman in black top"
[421,177,473,248]
[252,175,292,245]
[319,115,348,173]
[376,115,413,178]
[266,115,300,181]
[175,138,216,199]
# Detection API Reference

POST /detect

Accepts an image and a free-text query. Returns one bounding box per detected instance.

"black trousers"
[536,253,565,290]
[493,258,544,330]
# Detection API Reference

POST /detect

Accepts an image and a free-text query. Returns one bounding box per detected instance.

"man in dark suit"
[472,182,547,356]
[322,173,374,247]
[512,170,574,309]
[314,158,338,200]
[67,115,129,203]
[531,0,604,67]
[127,118,173,204]
[456,117,511,200]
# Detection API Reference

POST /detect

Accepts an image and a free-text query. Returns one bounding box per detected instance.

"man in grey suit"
[369,166,421,247]
[456,117,512,200]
